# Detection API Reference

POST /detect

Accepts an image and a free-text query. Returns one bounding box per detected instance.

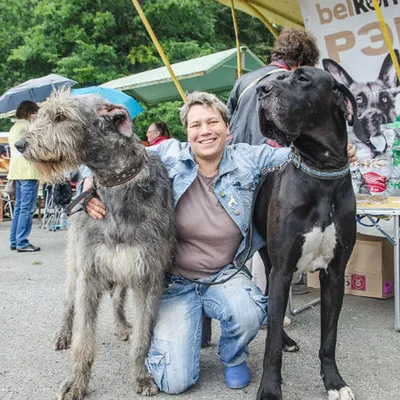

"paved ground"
[1,219,399,400]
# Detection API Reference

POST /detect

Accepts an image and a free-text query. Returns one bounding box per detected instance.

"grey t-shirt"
[172,172,243,279]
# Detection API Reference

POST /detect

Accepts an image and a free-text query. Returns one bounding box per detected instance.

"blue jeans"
[10,180,39,249]
[146,265,267,394]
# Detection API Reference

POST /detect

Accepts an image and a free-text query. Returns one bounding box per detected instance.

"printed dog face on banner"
[323,52,400,197]
[323,51,400,160]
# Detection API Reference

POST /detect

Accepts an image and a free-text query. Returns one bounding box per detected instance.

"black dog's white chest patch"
[296,224,337,273]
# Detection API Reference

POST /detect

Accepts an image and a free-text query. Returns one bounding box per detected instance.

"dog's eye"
[54,113,67,122]
[298,76,310,83]
[356,97,364,105]
[381,95,388,103]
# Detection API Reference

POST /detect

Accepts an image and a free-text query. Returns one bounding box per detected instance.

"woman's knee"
[146,341,198,394]
[223,278,267,328]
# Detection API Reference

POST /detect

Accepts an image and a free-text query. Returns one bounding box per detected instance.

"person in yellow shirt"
[8,101,41,252]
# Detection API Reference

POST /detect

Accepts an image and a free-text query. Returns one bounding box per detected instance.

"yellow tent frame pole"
[130,0,187,102]
[242,0,279,38]
[372,0,400,81]
[230,0,242,77]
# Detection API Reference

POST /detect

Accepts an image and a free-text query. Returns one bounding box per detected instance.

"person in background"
[8,101,41,252]
[146,121,172,146]
[228,28,320,146]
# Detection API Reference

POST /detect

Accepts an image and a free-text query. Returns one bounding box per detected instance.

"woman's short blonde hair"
[180,91,229,129]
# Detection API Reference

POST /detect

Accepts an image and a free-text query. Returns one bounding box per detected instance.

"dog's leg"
[257,265,293,400]
[131,275,162,396]
[112,285,132,341]
[58,271,103,400]
[201,316,212,348]
[258,247,299,353]
[54,238,78,350]
[319,258,355,400]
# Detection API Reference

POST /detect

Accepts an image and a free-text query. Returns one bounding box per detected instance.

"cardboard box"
[308,233,394,299]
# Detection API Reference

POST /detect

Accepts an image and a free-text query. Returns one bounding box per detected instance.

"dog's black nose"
[14,138,27,153]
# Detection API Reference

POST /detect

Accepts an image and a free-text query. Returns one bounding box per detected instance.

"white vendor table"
[357,201,400,332]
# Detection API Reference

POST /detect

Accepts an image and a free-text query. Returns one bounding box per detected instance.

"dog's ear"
[98,104,133,137]
[378,50,400,92]
[332,80,358,126]
[323,58,354,87]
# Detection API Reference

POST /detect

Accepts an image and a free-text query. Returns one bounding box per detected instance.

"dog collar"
[289,150,350,180]
[98,153,148,187]
[99,165,145,187]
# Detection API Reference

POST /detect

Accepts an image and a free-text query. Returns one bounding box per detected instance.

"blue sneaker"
[224,361,251,389]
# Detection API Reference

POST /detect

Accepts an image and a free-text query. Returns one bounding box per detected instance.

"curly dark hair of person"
[270,28,320,68]
[152,121,173,138]
[16,100,39,119]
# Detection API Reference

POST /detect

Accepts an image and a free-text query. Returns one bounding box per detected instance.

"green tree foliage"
[0,0,274,134]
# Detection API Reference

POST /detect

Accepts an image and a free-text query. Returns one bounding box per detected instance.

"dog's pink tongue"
[266,139,283,148]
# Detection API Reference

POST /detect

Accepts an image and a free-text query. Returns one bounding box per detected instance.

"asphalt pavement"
[1,219,399,400]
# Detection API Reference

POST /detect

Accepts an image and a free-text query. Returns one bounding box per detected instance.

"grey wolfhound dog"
[15,91,176,399]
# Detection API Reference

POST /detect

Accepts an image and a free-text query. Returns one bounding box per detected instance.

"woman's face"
[146,124,160,145]
[186,104,228,164]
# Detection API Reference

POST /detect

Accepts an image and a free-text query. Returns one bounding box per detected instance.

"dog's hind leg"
[54,237,78,350]
[112,285,132,341]
[282,330,299,353]
[319,259,355,400]
[58,270,103,400]
[131,274,163,396]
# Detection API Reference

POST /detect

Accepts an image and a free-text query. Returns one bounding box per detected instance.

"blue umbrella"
[71,87,143,119]
[0,74,77,115]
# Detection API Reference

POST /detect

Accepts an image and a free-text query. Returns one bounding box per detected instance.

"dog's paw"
[54,330,72,350]
[116,322,132,342]
[282,343,299,352]
[282,333,299,353]
[57,378,86,400]
[328,386,355,400]
[135,376,159,396]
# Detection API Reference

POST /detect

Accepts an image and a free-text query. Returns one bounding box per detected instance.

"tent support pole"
[372,0,400,82]
[230,0,242,77]
[130,0,187,102]
[242,0,279,38]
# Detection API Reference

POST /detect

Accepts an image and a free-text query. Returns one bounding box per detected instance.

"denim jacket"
[148,139,290,268]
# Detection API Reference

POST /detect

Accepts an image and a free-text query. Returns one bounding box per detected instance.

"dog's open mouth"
[259,112,291,147]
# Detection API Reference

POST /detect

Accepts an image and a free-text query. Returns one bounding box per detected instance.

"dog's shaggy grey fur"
[16,91,176,399]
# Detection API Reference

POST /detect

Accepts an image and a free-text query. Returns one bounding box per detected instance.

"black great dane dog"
[254,67,357,400]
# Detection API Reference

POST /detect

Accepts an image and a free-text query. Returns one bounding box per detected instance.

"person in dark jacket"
[227,28,320,145]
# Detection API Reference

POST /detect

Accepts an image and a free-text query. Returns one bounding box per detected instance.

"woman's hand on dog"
[347,144,357,163]
[82,177,106,219]
[86,197,106,219]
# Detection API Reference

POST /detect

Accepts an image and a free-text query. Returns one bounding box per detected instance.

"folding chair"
[1,191,14,219]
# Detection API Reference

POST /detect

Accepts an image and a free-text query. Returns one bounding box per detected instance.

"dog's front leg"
[257,267,293,400]
[319,256,355,400]
[58,271,103,400]
[131,274,163,396]
[54,238,79,350]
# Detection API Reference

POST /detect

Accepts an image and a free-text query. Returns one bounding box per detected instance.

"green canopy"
[101,47,265,104]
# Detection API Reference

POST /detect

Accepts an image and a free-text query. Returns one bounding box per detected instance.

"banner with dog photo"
[299,0,400,196]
